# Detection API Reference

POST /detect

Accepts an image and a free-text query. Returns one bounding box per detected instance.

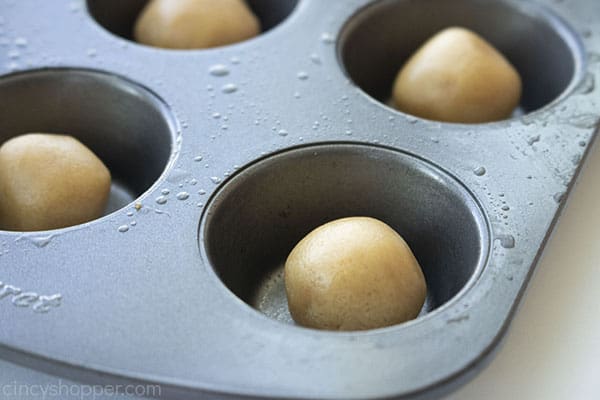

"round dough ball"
[285,217,427,331]
[392,27,522,123]
[133,0,261,49]
[0,133,111,231]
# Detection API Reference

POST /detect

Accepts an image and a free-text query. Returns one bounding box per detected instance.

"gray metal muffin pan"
[0,0,599,399]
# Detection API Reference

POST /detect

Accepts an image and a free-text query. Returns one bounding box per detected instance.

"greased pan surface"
[0,0,599,399]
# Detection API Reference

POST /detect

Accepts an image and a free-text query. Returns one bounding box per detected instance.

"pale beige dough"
[284,217,427,331]
[134,0,261,49]
[0,133,111,231]
[392,27,522,123]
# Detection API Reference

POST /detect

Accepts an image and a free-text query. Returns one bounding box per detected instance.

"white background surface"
[446,140,600,400]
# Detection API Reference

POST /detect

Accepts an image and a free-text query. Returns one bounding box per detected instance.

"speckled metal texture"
[0,0,599,399]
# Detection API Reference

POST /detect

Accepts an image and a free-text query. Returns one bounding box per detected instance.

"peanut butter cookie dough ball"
[393,27,522,123]
[134,0,261,49]
[285,217,427,331]
[0,134,111,231]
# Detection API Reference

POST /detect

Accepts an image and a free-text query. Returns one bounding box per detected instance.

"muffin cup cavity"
[338,0,584,121]
[201,144,490,328]
[0,68,176,231]
[86,0,300,47]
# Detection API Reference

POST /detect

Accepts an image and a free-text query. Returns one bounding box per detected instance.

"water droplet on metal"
[568,114,599,130]
[527,135,541,145]
[176,192,190,200]
[210,176,222,184]
[118,225,129,233]
[297,71,309,80]
[521,114,537,126]
[320,32,335,44]
[222,83,238,94]
[167,168,191,183]
[156,196,168,205]
[68,1,81,12]
[553,191,565,203]
[310,53,321,64]
[194,155,203,162]
[496,234,515,249]
[161,189,170,195]
[577,73,595,95]
[278,129,288,137]
[473,166,486,176]
[14,37,27,47]
[209,64,229,77]
[29,235,54,248]
[6,62,19,71]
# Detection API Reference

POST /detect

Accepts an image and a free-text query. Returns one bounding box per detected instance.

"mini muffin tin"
[0,0,599,399]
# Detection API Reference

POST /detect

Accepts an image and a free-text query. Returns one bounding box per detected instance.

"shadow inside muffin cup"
[338,0,584,121]
[86,0,300,46]
[201,144,490,329]
[0,68,175,231]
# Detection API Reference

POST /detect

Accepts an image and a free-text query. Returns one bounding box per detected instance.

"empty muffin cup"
[338,0,584,121]
[201,143,490,328]
[87,0,300,47]
[0,68,176,230]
